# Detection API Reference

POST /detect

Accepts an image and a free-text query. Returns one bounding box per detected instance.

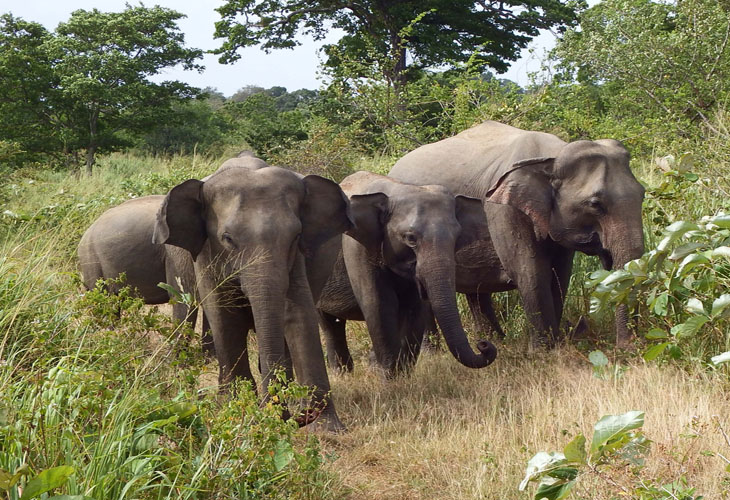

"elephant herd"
[77,121,646,431]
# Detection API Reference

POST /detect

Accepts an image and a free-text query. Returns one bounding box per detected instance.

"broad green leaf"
[588,350,608,368]
[645,328,668,340]
[652,293,669,316]
[534,477,576,500]
[709,215,730,229]
[675,253,710,277]
[590,411,644,456]
[20,466,74,500]
[273,440,294,472]
[711,294,730,317]
[563,434,587,464]
[711,246,730,259]
[643,342,670,361]
[0,466,30,490]
[685,297,706,315]
[711,351,730,365]
[670,316,709,339]
[170,402,197,419]
[519,452,567,491]
[585,269,611,287]
[657,221,699,251]
[599,269,632,286]
[676,152,694,172]
[625,258,647,278]
[0,469,12,490]
[669,242,705,261]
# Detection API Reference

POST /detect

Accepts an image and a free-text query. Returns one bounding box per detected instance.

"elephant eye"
[403,232,418,248]
[587,197,605,214]
[222,232,235,246]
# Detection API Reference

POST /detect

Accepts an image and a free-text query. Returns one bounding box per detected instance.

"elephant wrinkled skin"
[389,121,645,347]
[154,158,352,431]
[314,171,498,377]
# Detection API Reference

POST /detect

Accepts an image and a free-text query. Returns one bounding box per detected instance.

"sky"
[3,0,561,97]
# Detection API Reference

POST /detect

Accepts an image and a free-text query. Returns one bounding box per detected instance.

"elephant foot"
[529,334,556,351]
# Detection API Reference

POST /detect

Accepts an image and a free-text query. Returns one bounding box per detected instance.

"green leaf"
[273,439,294,472]
[19,466,74,500]
[711,246,730,259]
[670,316,709,339]
[590,411,644,456]
[643,342,670,361]
[711,294,730,318]
[0,466,30,490]
[669,242,705,261]
[599,269,632,286]
[588,350,608,368]
[645,328,668,340]
[711,351,730,365]
[709,215,730,229]
[675,253,710,277]
[586,269,612,287]
[685,297,706,315]
[519,452,567,491]
[657,221,699,251]
[534,477,576,500]
[563,434,587,464]
[653,293,669,316]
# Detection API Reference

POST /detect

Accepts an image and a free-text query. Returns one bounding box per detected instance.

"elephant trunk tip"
[476,339,498,365]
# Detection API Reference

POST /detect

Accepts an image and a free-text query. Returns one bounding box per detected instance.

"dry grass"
[316,324,730,499]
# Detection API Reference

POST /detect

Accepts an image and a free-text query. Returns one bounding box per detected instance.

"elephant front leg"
[283,255,345,432]
[319,310,353,373]
[197,279,254,390]
[466,292,505,340]
[549,248,575,340]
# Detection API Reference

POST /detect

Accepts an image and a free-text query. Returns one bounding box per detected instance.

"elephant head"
[153,166,352,386]
[487,140,645,344]
[487,140,645,272]
[346,178,497,369]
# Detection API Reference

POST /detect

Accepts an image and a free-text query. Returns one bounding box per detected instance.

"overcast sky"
[4,1,559,97]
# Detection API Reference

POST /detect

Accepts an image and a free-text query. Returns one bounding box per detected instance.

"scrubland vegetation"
[2,0,730,498]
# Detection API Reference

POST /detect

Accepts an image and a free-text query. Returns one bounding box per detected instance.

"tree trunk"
[85,108,100,175]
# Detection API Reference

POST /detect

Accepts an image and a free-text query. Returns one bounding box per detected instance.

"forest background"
[1,0,730,498]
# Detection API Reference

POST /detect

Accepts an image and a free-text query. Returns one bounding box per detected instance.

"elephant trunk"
[243,263,290,386]
[602,215,645,346]
[418,256,497,369]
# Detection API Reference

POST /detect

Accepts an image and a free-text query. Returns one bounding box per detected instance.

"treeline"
[1,0,729,180]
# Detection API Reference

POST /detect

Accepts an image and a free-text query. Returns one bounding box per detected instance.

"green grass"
[0,143,728,499]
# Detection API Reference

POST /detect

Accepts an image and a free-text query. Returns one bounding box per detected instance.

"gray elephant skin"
[78,195,212,352]
[389,121,645,347]
[314,171,498,377]
[153,157,352,431]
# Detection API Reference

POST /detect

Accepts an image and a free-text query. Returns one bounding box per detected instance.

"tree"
[0,14,60,163]
[45,5,204,173]
[554,0,730,138]
[213,0,581,91]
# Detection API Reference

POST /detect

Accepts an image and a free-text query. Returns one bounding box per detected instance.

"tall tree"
[214,0,581,90]
[0,14,59,162]
[45,5,204,173]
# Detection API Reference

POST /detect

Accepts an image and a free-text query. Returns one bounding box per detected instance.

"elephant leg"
[283,254,344,432]
[550,249,575,339]
[319,310,353,373]
[421,305,441,351]
[396,298,426,370]
[197,279,254,390]
[200,311,215,357]
[466,292,505,340]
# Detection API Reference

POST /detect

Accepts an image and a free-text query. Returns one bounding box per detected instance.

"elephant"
[313,171,498,377]
[153,158,352,431]
[389,121,645,347]
[78,195,213,353]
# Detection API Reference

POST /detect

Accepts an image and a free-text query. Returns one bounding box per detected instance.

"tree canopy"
[213,0,582,87]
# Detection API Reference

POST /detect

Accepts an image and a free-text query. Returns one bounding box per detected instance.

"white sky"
[3,0,561,96]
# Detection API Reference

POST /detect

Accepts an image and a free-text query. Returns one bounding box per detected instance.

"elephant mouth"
[572,232,602,254]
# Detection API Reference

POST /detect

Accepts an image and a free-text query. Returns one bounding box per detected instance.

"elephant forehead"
[203,167,304,200]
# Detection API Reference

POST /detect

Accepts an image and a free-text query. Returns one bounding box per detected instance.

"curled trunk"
[419,258,497,368]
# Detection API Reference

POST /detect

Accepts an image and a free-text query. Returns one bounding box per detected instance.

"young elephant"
[78,196,212,352]
[153,161,352,431]
[314,172,498,377]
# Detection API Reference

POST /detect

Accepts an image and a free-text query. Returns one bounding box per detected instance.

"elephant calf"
[313,171,498,377]
[78,196,212,352]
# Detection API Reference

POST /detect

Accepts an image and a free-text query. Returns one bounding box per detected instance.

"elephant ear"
[300,175,354,257]
[454,195,489,250]
[346,192,389,255]
[153,179,206,260]
[486,157,555,241]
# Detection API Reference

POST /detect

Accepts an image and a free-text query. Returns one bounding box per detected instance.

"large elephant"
[78,196,212,352]
[153,159,352,431]
[389,121,645,347]
[313,171,497,377]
